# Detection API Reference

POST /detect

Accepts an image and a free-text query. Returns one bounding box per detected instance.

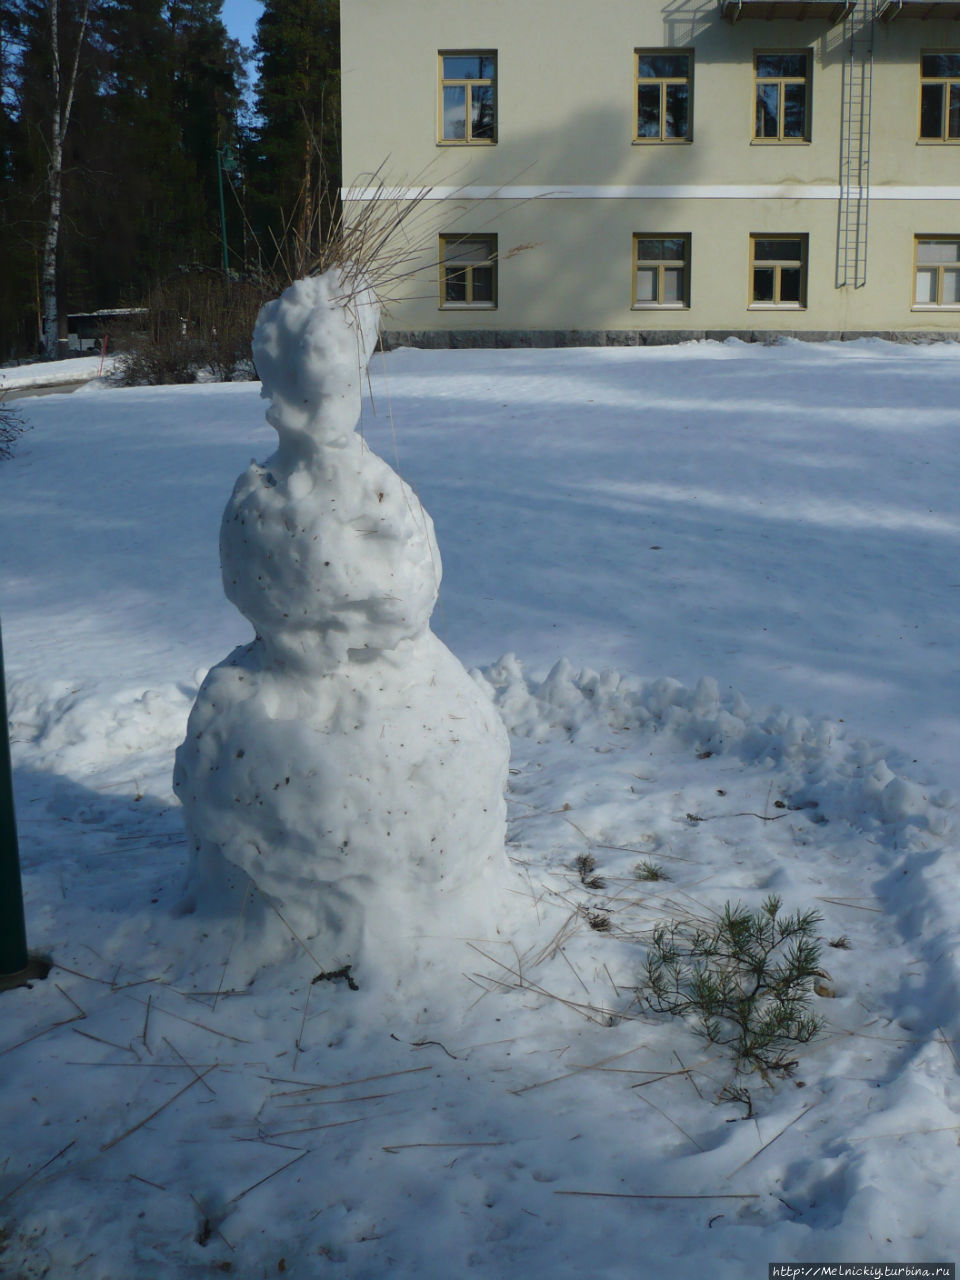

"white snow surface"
[1,356,108,391]
[1,337,959,1277]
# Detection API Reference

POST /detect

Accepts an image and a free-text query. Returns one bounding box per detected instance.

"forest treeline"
[0,0,340,362]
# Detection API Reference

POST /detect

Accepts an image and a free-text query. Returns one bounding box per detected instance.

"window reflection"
[439,52,496,143]
[919,54,960,141]
[440,236,498,307]
[753,268,775,303]
[635,51,692,142]
[750,237,806,306]
[754,52,809,142]
[442,85,466,139]
[756,84,778,138]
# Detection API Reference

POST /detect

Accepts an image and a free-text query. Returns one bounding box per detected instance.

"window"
[750,235,807,307]
[633,235,690,307]
[920,54,960,141]
[754,52,810,141]
[439,53,496,143]
[635,51,692,142]
[440,235,497,307]
[914,238,960,306]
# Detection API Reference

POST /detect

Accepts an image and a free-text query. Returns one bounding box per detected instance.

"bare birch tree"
[40,0,90,360]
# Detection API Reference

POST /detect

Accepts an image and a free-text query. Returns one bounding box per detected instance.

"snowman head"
[253,269,380,450]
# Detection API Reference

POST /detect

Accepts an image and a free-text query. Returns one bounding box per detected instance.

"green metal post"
[0,620,29,978]
[217,147,230,274]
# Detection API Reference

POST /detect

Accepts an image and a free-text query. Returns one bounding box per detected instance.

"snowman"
[173,271,520,988]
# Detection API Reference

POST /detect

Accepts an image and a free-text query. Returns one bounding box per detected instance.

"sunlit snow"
[1,336,958,1276]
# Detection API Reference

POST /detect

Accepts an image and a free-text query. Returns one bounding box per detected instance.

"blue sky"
[222,0,263,49]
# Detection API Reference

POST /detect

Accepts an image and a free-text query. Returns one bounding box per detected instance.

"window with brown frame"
[914,238,960,306]
[633,235,690,307]
[635,51,692,142]
[750,235,807,307]
[754,52,810,142]
[439,235,498,307]
[439,53,496,143]
[919,54,960,141]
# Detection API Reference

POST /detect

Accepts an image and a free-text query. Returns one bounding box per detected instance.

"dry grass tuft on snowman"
[173,269,525,992]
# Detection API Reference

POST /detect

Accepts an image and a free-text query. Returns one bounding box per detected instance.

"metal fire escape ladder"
[836,0,874,288]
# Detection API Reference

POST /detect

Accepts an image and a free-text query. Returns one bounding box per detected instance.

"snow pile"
[173,273,521,987]
[480,654,956,845]
[8,679,194,778]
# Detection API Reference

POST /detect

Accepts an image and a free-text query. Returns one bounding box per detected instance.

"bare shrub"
[115,272,269,386]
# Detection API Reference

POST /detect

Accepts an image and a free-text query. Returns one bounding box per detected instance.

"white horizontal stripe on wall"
[343,184,960,202]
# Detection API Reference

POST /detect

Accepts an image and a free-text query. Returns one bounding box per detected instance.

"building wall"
[341,0,960,338]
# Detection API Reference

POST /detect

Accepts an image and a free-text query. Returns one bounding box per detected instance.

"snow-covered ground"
[1,356,109,394]
[1,339,958,1277]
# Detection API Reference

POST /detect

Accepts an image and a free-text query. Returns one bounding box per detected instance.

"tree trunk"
[295,123,314,277]
[40,0,90,361]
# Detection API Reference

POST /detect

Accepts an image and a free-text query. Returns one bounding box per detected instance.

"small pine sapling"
[642,895,824,1077]
[634,859,669,882]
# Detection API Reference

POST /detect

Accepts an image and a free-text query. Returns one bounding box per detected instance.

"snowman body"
[174,272,515,980]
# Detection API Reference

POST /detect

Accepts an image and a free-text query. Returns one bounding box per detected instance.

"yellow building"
[341,0,960,344]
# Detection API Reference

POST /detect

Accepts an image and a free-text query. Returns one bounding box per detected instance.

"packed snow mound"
[220,441,441,671]
[252,272,381,450]
[177,633,514,973]
[174,271,521,986]
[479,654,956,844]
[223,272,442,671]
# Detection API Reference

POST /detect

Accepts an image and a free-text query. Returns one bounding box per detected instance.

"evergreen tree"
[250,0,340,278]
[167,0,245,270]
[1,7,17,185]
[0,0,245,357]
[90,0,244,290]
[96,0,204,292]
